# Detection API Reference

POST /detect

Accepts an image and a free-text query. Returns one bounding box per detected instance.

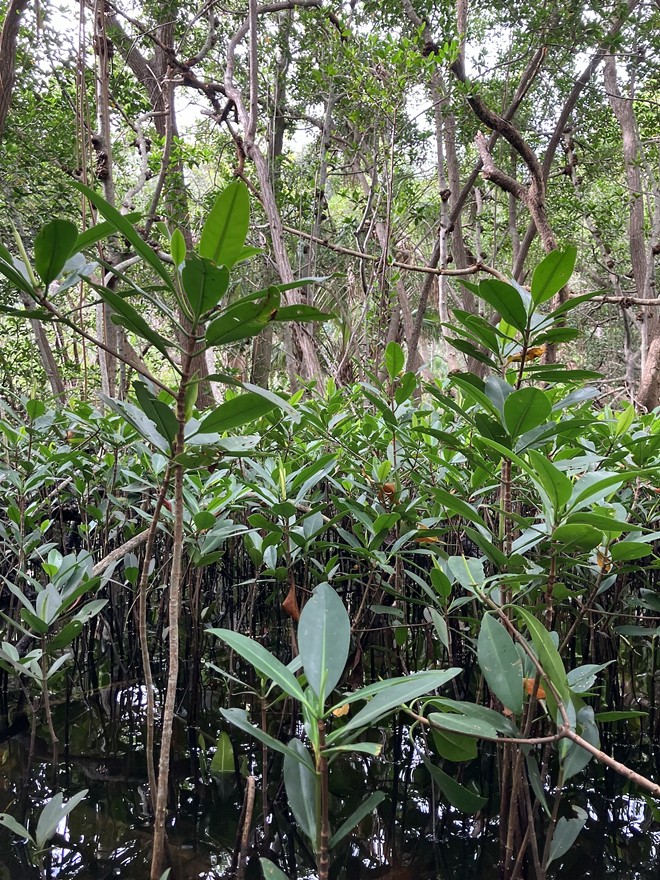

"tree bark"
[0,0,28,143]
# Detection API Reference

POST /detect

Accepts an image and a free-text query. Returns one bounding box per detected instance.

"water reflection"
[0,694,658,879]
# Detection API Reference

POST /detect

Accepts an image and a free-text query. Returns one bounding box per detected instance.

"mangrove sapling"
[211,581,461,880]
[0,177,332,879]
[0,788,88,877]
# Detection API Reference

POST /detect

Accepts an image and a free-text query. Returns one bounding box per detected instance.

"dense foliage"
[0,2,659,879]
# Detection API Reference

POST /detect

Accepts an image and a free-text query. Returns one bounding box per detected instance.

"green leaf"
[99,395,170,453]
[170,228,186,268]
[567,662,612,694]
[329,792,386,849]
[594,710,647,722]
[478,614,523,714]
[260,860,291,880]
[503,388,551,439]
[515,608,569,706]
[424,759,487,813]
[431,728,478,762]
[531,247,577,306]
[133,382,178,447]
[545,806,587,868]
[34,219,79,285]
[385,341,405,381]
[209,630,307,704]
[568,472,626,512]
[431,488,488,530]
[270,304,333,322]
[552,523,603,552]
[526,450,572,514]
[220,708,314,763]
[446,336,497,368]
[206,292,280,347]
[182,255,229,319]
[484,375,513,415]
[210,730,234,775]
[284,739,319,843]
[448,556,485,592]
[328,669,460,742]
[477,279,528,332]
[197,392,277,435]
[610,541,655,561]
[562,707,599,781]
[0,812,32,843]
[35,789,88,850]
[199,180,250,267]
[93,285,172,360]
[427,711,499,739]
[72,181,175,291]
[72,213,141,255]
[298,583,350,703]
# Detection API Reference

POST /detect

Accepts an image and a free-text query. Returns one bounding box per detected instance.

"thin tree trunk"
[0,0,28,143]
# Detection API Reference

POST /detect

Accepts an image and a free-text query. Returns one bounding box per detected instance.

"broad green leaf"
[477,614,523,714]
[270,304,333,322]
[562,707,599,780]
[72,181,174,291]
[431,488,488,530]
[46,619,83,651]
[35,790,88,850]
[452,308,503,353]
[298,582,350,703]
[545,806,587,868]
[448,556,485,592]
[568,471,626,512]
[72,213,141,255]
[477,279,528,332]
[182,254,230,319]
[424,759,487,813]
[594,710,647,722]
[610,541,655,561]
[99,395,170,454]
[428,608,449,651]
[552,523,603,552]
[210,730,234,775]
[199,180,250,267]
[94,285,172,360]
[0,812,32,843]
[503,387,551,439]
[209,630,307,705]
[531,247,577,306]
[170,228,186,268]
[196,393,277,435]
[220,708,313,763]
[526,754,550,816]
[428,711,499,739]
[431,728,478,762]
[34,219,78,286]
[446,336,497,368]
[329,792,386,849]
[328,669,460,742]
[206,292,279,347]
[565,512,633,535]
[385,341,405,381]
[260,860,290,880]
[284,739,319,843]
[567,662,612,693]
[484,375,513,415]
[515,608,569,706]
[133,382,178,448]
[526,450,572,514]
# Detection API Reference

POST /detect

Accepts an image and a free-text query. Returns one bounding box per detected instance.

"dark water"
[0,693,658,879]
